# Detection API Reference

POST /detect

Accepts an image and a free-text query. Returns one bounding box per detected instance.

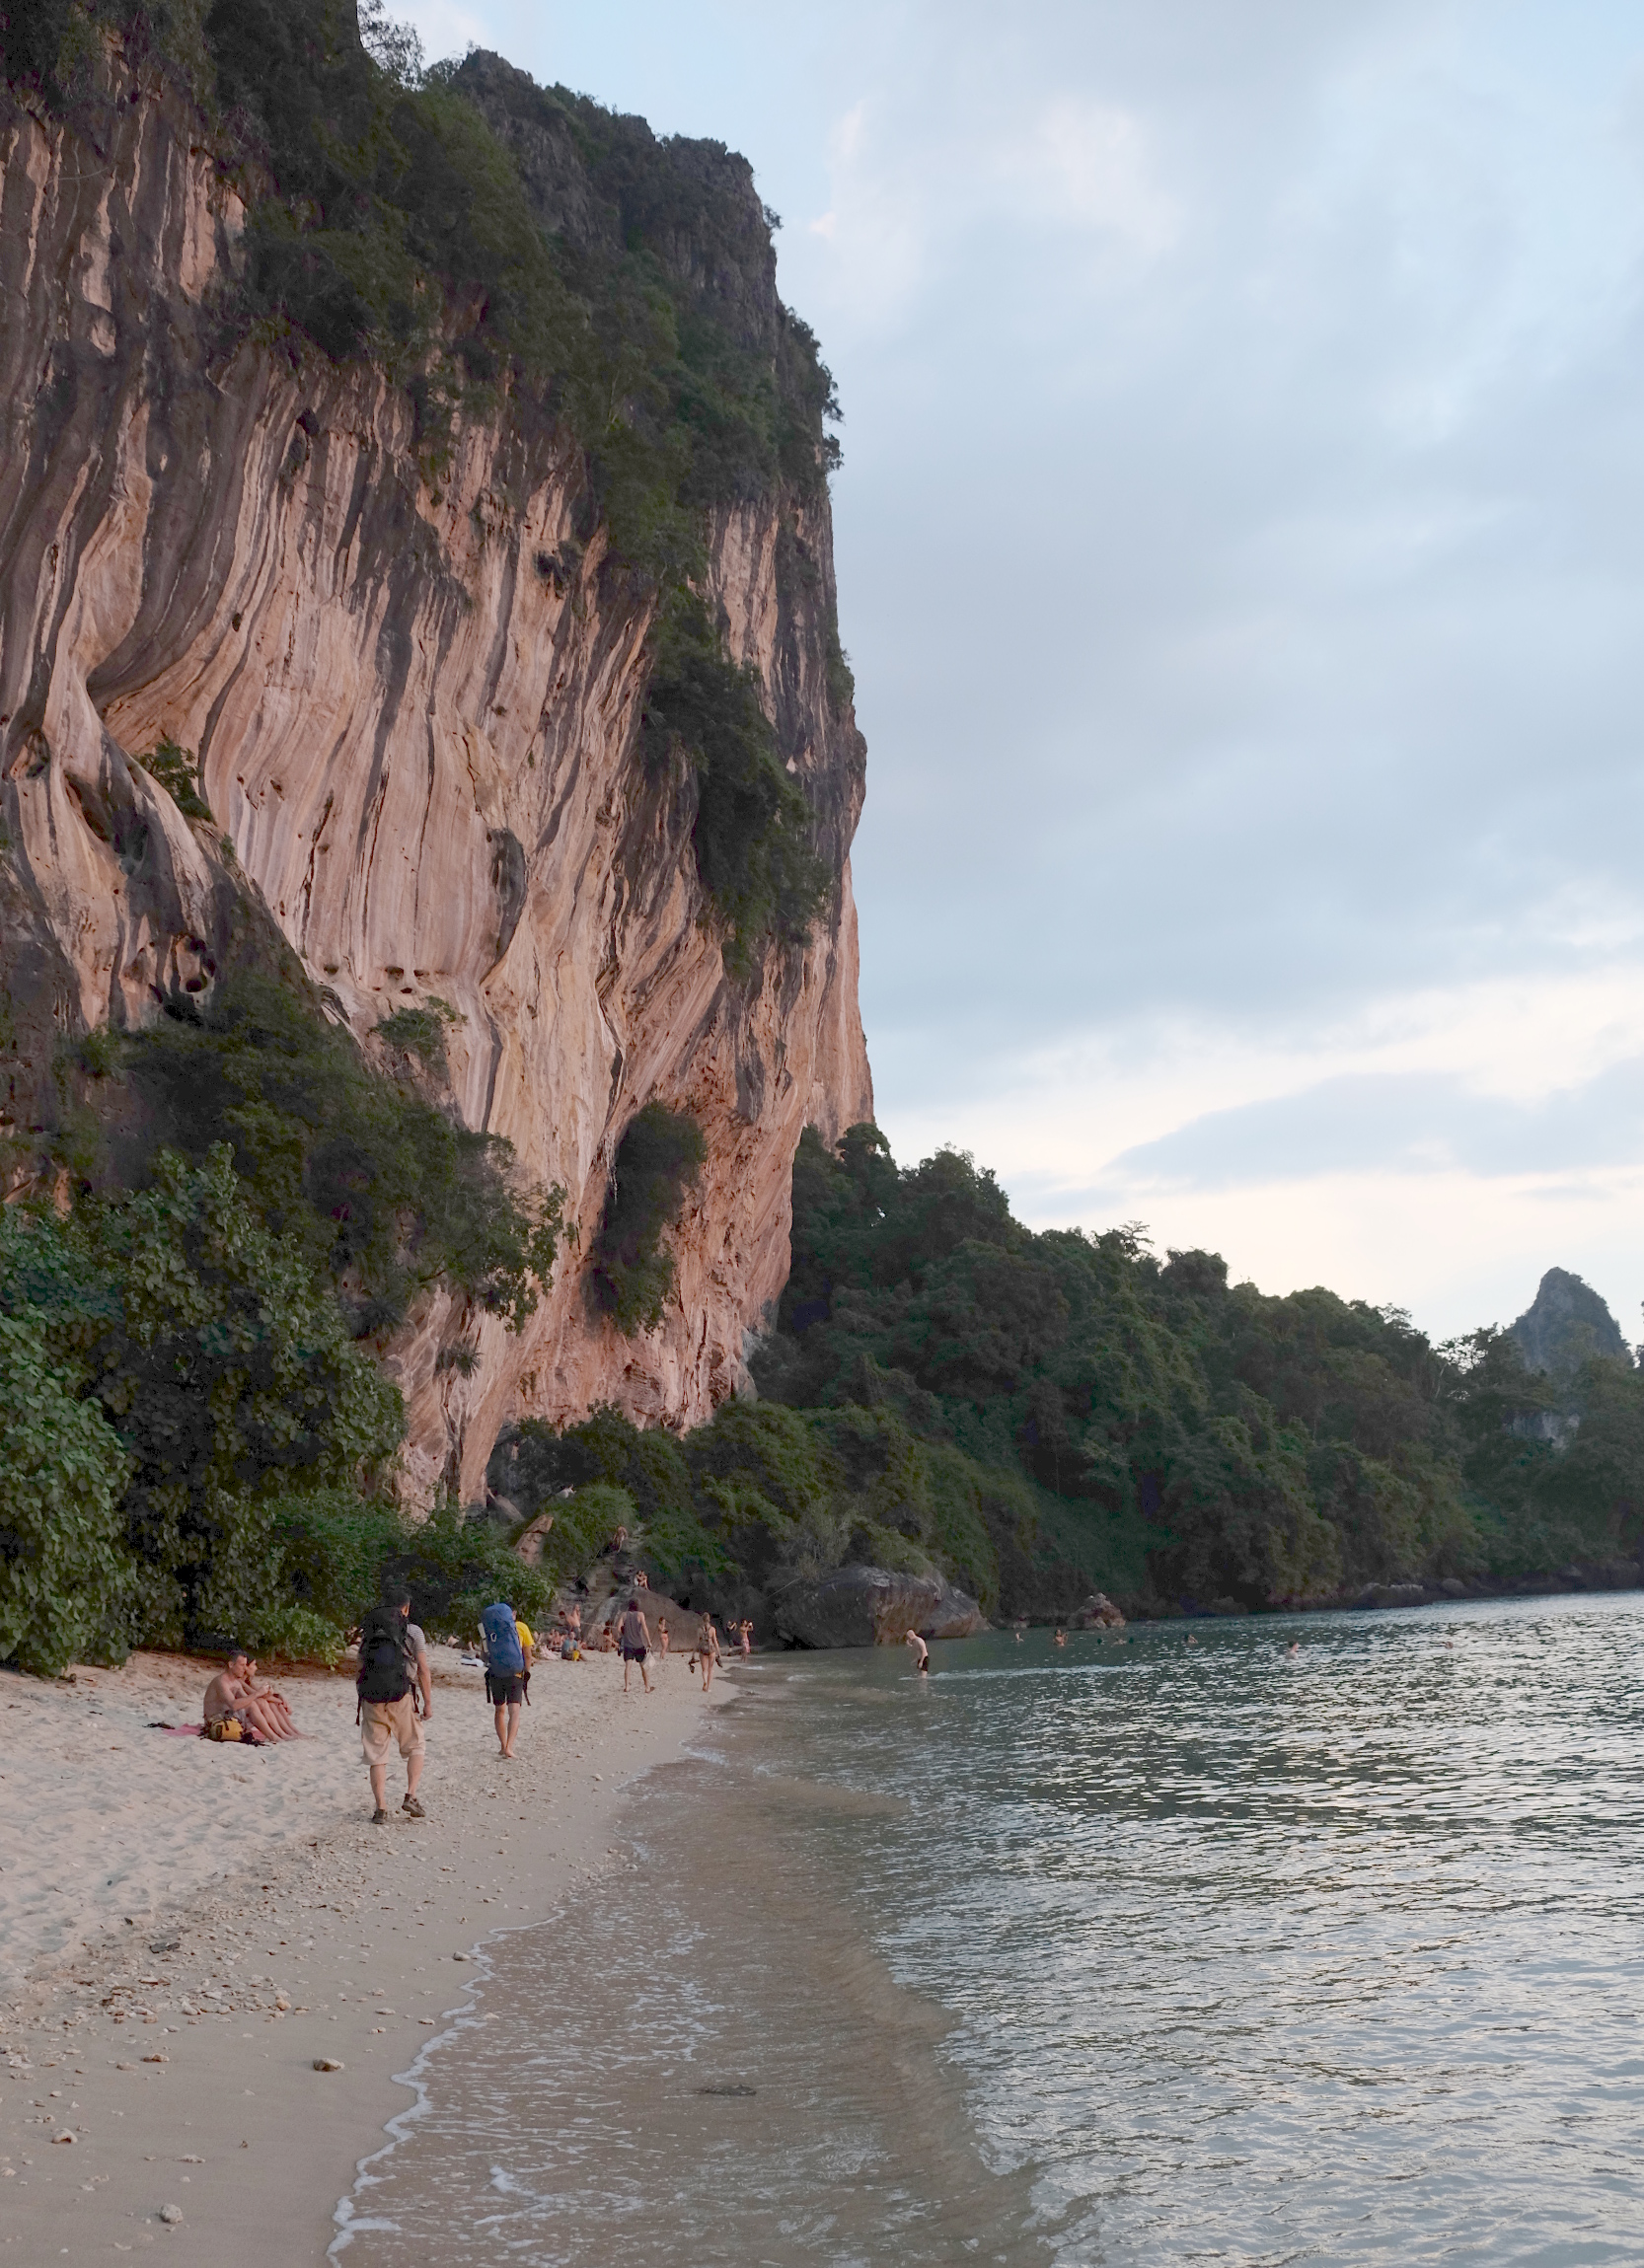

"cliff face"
[0,50,872,1497]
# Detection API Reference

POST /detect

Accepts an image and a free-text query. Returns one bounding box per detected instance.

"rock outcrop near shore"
[0,47,871,1498]
[774,1566,985,1647]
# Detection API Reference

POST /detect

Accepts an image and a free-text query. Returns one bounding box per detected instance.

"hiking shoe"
[402,1794,425,1819]
[371,1806,389,1825]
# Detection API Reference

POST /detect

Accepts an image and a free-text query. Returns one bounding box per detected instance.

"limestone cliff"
[0,37,871,1498]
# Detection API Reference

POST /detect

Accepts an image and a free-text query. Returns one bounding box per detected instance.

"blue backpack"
[480,1601,523,1673]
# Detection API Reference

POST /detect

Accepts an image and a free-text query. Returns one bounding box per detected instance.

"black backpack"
[356,1608,412,1706]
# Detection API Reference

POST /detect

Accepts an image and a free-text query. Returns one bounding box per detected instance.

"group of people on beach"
[200,1651,304,1743]
[200,1576,758,1822]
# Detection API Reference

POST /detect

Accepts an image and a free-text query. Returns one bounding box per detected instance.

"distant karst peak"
[1509,1268,1628,1377]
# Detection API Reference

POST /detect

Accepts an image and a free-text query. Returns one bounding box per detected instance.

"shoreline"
[0,1643,728,2262]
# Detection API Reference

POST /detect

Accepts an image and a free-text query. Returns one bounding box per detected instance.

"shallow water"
[334,1594,1644,2264]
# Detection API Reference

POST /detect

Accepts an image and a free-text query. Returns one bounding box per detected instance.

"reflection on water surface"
[336,1593,1644,2265]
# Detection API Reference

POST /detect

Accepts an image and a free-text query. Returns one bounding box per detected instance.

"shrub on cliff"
[121,973,564,1335]
[641,594,830,969]
[587,1103,708,1335]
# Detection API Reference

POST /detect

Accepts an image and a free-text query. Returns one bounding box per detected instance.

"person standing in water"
[905,1630,930,1675]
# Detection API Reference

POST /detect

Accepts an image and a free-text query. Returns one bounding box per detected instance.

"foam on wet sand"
[0,1641,723,2259]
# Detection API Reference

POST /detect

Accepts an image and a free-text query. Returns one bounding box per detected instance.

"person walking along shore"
[697,1614,721,1691]
[356,1586,430,1823]
[620,1596,653,1694]
[481,1599,527,1758]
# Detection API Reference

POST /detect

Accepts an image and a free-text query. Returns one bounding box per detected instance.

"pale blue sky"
[399,0,1644,1344]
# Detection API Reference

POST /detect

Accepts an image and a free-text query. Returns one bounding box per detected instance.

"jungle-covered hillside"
[486,1125,1644,1632]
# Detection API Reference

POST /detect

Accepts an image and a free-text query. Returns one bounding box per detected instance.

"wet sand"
[0,1642,725,2261]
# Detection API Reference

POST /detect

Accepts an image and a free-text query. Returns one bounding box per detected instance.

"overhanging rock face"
[0,54,872,1500]
[774,1566,986,1647]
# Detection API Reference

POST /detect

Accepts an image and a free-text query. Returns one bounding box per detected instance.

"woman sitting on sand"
[240,1658,302,1738]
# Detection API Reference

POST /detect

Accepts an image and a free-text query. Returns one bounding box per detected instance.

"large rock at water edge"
[774,1566,984,1648]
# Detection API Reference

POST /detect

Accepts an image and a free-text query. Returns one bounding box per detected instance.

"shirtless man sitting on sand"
[201,1648,297,1742]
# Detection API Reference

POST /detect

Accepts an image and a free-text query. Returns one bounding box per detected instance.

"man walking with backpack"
[356,1585,431,1823]
[480,1599,527,1758]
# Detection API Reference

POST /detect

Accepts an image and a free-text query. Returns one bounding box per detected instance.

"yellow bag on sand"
[203,1717,243,1742]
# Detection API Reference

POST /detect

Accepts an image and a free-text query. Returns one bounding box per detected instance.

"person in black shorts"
[619,1596,653,1694]
[485,1662,526,1752]
[479,1601,528,1759]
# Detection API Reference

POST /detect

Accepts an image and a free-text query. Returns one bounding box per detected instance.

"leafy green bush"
[532,1483,635,1588]
[493,1407,727,1583]
[84,1144,403,1646]
[0,1169,403,1658]
[380,1497,553,1639]
[588,1103,707,1333]
[0,1306,131,1675]
[122,972,563,1333]
[374,996,461,1078]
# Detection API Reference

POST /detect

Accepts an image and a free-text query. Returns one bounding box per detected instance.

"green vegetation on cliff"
[639,595,829,968]
[0,0,839,960]
[587,1102,707,1335]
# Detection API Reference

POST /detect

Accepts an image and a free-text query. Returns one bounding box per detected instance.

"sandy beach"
[0,1640,725,2261]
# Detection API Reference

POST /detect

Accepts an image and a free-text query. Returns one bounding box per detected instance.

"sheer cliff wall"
[0,55,872,1498]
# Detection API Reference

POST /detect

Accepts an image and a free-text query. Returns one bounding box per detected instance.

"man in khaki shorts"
[356,1586,432,1823]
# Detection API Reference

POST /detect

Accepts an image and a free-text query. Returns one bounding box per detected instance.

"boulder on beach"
[773,1565,985,1647]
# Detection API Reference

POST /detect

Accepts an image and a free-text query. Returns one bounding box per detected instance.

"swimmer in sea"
[905,1630,930,1675]
[1287,1641,1300,1655]
[1053,1627,1067,1648]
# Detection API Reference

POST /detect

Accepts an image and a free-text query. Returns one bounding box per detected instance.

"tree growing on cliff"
[587,1103,708,1334]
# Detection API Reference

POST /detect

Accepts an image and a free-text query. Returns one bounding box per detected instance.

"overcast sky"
[400,0,1644,1346]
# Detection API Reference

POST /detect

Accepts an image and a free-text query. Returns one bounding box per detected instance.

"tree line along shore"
[5,1043,1639,1679]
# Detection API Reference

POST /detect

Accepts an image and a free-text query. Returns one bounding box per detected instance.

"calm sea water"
[334,1594,1644,2265]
